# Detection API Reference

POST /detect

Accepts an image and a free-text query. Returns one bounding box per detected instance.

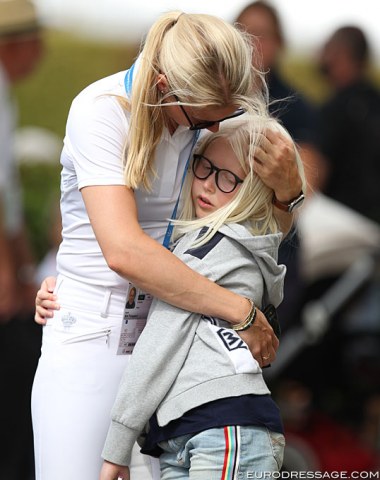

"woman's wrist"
[274,186,302,204]
[272,191,305,214]
[228,296,255,325]
[274,173,303,204]
[232,298,257,331]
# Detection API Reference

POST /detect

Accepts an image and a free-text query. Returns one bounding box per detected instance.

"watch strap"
[272,191,305,212]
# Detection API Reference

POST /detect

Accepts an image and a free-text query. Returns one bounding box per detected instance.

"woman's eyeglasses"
[173,95,245,131]
[192,154,244,193]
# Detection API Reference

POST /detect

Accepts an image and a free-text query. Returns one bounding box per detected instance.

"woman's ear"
[156,73,169,94]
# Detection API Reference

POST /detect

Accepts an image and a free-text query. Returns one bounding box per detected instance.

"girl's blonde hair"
[173,114,306,247]
[124,11,267,190]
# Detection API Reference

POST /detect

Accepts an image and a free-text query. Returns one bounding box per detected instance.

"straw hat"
[0,0,40,37]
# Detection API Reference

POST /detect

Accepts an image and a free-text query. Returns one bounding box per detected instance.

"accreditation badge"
[117,283,153,354]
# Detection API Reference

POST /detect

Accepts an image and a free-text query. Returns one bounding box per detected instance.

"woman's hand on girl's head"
[238,308,279,368]
[34,276,59,325]
[99,460,130,480]
[253,129,302,202]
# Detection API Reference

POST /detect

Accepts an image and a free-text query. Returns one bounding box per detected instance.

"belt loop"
[100,290,112,318]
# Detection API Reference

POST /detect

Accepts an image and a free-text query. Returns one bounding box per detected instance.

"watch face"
[288,193,305,212]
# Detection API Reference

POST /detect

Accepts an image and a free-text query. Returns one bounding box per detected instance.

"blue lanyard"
[124,62,135,96]
[124,65,200,250]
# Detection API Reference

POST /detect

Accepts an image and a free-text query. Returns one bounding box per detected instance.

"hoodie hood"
[219,223,286,307]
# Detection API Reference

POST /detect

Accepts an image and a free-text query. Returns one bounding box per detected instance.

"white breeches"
[31,275,160,480]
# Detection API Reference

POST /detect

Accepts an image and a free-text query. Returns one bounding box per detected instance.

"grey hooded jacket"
[102,223,286,466]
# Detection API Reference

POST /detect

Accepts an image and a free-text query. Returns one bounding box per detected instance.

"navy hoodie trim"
[185,228,224,259]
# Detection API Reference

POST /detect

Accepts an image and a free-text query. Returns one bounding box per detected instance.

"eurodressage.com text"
[237,472,380,479]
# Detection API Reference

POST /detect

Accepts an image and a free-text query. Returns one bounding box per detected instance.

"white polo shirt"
[57,70,196,289]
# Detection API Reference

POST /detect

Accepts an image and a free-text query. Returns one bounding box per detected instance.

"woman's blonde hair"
[123,11,267,190]
[173,114,306,247]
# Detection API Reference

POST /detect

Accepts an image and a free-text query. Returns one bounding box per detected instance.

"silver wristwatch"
[272,191,305,213]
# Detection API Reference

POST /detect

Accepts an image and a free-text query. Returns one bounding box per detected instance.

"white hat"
[0,0,40,37]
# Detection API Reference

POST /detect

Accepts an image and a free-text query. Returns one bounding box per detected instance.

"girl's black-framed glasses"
[192,154,244,193]
[173,95,245,131]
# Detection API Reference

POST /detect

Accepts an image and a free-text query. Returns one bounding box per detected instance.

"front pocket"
[55,327,116,393]
[62,328,112,345]
[47,309,119,392]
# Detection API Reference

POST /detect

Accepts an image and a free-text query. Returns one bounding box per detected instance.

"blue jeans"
[158,426,285,480]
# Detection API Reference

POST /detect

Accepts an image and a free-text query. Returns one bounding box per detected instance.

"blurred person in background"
[0,0,44,479]
[0,0,43,320]
[235,1,324,333]
[235,1,319,177]
[317,25,380,225]
[314,24,380,455]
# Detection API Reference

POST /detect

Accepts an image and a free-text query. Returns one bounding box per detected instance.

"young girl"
[99,114,306,480]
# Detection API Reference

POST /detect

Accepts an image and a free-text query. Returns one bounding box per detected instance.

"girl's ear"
[156,73,169,94]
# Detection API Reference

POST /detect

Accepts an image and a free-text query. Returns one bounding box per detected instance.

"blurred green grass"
[12,30,380,261]
[14,30,138,136]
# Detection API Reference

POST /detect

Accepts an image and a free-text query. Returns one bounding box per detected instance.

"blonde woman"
[100,115,306,480]
[32,11,303,480]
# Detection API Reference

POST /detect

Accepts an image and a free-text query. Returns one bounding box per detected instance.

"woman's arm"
[83,184,250,322]
[255,129,303,235]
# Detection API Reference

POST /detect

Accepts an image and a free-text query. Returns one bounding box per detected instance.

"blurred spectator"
[235,0,326,192]
[311,29,380,431]
[0,0,43,319]
[0,1,44,478]
[276,380,379,472]
[317,25,380,224]
[235,1,325,332]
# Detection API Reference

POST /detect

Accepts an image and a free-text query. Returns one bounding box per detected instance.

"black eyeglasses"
[192,154,244,193]
[173,95,245,131]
